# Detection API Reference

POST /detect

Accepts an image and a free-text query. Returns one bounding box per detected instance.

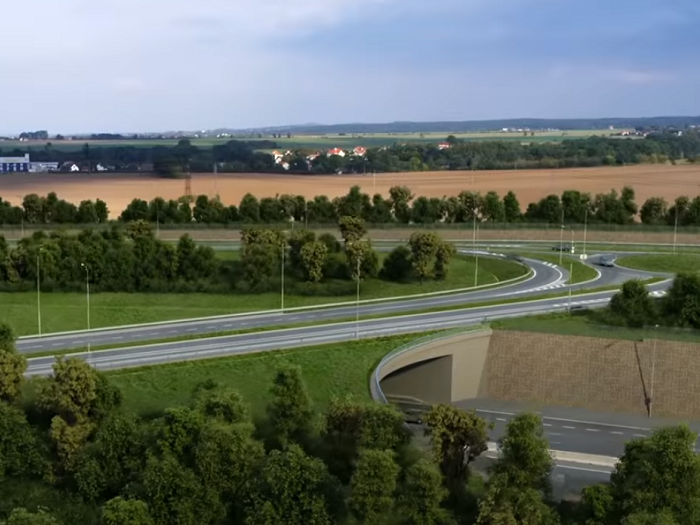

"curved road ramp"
[370,328,634,499]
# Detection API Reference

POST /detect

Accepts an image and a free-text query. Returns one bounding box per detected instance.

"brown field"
[1,164,700,219]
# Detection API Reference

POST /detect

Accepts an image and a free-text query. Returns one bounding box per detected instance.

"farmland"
[0,129,622,152]
[1,164,699,221]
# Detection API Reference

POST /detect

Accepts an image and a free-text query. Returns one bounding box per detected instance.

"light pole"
[474,225,480,287]
[280,243,286,312]
[673,207,678,254]
[649,324,659,418]
[559,208,565,266]
[17,195,24,238]
[81,263,91,362]
[568,263,573,313]
[36,250,42,336]
[355,257,361,340]
[583,208,588,259]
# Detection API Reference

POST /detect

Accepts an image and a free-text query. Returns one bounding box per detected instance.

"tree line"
[0,132,698,175]
[0,219,456,294]
[1,324,697,525]
[6,184,700,228]
[607,273,700,330]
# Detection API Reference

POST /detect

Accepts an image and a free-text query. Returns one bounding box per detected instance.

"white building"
[0,154,30,173]
[29,162,60,172]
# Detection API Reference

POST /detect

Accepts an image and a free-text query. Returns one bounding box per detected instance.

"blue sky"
[1,0,698,133]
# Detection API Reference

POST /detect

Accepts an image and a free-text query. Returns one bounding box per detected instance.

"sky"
[1,0,699,133]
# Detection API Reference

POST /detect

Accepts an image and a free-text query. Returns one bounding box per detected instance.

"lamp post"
[472,211,479,287]
[355,257,361,340]
[280,243,286,312]
[673,207,678,254]
[559,209,565,266]
[80,263,91,362]
[649,324,659,418]
[583,208,588,259]
[17,195,25,238]
[568,263,573,313]
[36,250,42,336]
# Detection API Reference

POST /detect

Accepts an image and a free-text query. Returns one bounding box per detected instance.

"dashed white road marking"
[610,431,623,435]
[563,426,575,430]
[586,428,600,432]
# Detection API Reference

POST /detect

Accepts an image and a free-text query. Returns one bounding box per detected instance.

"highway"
[16,251,664,354]
[18,250,676,488]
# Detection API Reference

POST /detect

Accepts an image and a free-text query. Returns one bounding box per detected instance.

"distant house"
[281,162,290,170]
[272,150,284,164]
[306,152,320,161]
[96,164,110,171]
[437,142,451,150]
[60,162,80,172]
[353,146,367,156]
[327,147,346,157]
[29,161,59,173]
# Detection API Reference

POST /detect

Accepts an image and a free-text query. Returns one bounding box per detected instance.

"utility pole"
[583,208,588,259]
[355,257,361,340]
[81,263,91,363]
[36,251,42,336]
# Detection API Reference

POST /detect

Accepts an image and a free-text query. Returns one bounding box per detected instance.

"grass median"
[105,333,431,417]
[615,253,700,274]
[517,252,599,284]
[1,254,527,337]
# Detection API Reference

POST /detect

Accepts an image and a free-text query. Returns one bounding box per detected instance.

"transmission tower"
[184,165,192,199]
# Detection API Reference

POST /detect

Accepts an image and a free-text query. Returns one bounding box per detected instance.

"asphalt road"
[17,252,663,354]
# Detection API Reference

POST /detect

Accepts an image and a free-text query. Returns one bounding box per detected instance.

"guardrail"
[18,253,533,340]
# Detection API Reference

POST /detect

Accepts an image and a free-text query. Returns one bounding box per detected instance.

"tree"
[475,474,560,525]
[609,279,657,327]
[397,459,454,525]
[607,425,700,525]
[348,449,400,524]
[0,403,48,481]
[640,197,668,225]
[1,509,59,525]
[662,272,700,329]
[37,357,99,424]
[380,245,413,281]
[503,191,522,222]
[408,232,441,282]
[389,186,414,223]
[490,413,553,494]
[300,240,328,282]
[101,498,154,525]
[266,366,313,444]
[434,241,456,281]
[246,445,335,525]
[423,404,491,487]
[0,323,26,403]
[482,191,506,222]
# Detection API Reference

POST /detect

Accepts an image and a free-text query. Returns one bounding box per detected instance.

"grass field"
[517,252,599,284]
[493,312,700,344]
[0,130,615,152]
[615,253,700,273]
[0,254,526,336]
[107,333,424,417]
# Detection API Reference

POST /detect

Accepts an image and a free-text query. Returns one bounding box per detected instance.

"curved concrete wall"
[371,329,492,405]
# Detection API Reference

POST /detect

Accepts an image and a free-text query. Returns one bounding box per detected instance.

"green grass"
[0,254,527,336]
[615,253,700,274]
[493,312,700,344]
[107,334,426,417]
[517,252,599,284]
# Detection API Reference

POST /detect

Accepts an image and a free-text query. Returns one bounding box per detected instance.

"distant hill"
[228,116,700,135]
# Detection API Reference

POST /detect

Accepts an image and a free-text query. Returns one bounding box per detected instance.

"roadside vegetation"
[517,251,599,284]
[0,218,526,336]
[495,272,700,342]
[615,253,700,273]
[1,322,698,524]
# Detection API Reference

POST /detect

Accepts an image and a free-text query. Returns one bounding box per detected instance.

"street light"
[36,249,43,336]
[558,208,565,266]
[472,211,479,287]
[568,263,573,313]
[80,263,91,363]
[280,241,287,312]
[16,195,24,238]
[355,257,361,340]
[583,208,589,259]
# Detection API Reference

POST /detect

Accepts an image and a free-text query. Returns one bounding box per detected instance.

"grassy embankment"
[493,311,700,344]
[106,333,426,417]
[1,253,526,336]
[615,253,700,274]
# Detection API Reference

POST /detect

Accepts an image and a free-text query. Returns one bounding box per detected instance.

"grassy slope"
[493,312,700,344]
[0,254,526,336]
[615,253,700,273]
[517,252,598,284]
[108,334,422,417]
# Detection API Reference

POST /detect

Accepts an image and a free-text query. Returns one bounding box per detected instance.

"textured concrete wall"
[378,330,492,404]
[486,331,700,419]
[381,356,453,405]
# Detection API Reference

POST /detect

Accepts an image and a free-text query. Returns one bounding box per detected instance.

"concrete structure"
[0,153,29,172]
[29,162,59,172]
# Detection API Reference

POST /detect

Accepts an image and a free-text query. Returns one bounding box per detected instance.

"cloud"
[0,0,698,133]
